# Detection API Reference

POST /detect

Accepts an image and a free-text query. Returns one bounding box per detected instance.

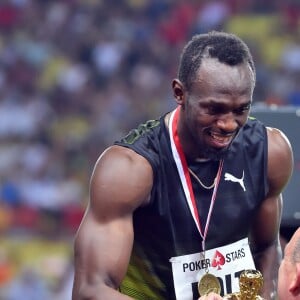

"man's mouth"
[208,132,235,148]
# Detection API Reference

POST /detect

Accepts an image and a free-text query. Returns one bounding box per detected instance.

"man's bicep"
[73,208,134,296]
[250,126,294,248]
[250,194,282,250]
[72,146,152,298]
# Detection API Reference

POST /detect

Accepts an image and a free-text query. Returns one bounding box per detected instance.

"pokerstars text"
[182,248,245,272]
[225,248,245,262]
[183,259,210,272]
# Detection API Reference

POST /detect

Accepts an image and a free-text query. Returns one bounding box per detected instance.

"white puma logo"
[224,171,246,191]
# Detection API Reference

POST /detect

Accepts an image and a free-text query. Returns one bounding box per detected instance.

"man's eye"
[235,105,250,114]
[207,106,223,114]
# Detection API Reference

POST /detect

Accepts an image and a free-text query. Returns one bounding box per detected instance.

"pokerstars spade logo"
[211,250,226,270]
[211,247,246,271]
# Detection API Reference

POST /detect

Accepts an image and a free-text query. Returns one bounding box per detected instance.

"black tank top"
[114,113,268,300]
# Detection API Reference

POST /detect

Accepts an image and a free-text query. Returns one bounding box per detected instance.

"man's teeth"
[211,133,230,142]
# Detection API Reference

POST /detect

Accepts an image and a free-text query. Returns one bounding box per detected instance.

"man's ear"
[172,79,185,105]
[289,263,300,296]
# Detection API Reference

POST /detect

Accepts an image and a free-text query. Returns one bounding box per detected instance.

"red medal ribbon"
[169,106,224,249]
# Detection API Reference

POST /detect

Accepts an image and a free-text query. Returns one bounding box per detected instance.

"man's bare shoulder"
[266,126,293,160]
[95,145,152,171]
[266,126,293,193]
[91,145,153,208]
[266,126,292,146]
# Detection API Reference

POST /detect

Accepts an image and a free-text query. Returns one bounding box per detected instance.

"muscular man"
[72,31,293,299]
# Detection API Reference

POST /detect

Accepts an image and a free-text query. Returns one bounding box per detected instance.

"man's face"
[178,58,254,160]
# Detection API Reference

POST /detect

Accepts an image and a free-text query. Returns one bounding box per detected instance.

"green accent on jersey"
[121,119,160,145]
[248,116,256,120]
[120,252,165,299]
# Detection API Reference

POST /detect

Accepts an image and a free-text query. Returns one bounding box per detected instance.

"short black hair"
[178,31,255,91]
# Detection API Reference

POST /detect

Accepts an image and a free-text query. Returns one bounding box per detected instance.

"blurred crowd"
[0,0,300,298]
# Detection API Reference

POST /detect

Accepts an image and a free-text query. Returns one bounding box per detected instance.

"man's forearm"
[252,241,282,300]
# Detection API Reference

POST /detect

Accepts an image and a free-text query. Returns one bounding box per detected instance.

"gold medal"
[198,273,221,296]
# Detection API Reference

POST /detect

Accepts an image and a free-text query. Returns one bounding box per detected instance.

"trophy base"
[223,293,264,300]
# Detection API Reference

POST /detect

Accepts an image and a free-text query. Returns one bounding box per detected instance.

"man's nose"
[216,114,238,132]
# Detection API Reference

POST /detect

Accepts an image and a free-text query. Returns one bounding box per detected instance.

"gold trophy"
[223,269,265,300]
